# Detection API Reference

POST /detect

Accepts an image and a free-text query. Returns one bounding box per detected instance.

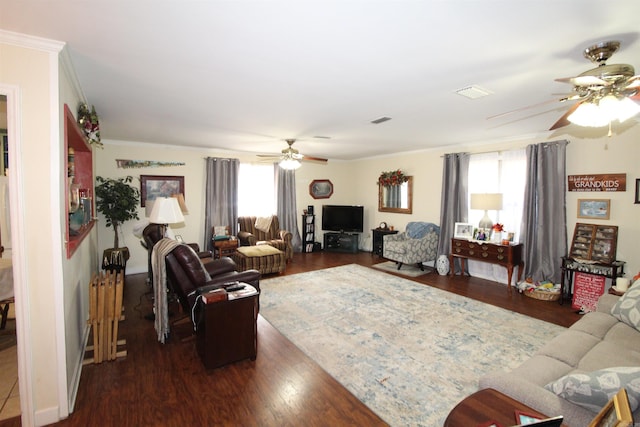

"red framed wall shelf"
[64,104,95,258]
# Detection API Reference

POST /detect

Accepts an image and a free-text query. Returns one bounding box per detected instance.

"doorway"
[0,95,19,421]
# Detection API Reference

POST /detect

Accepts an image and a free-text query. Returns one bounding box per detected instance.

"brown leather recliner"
[165,244,261,315]
[142,223,213,283]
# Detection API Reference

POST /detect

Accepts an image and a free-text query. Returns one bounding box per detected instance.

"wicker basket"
[523,288,561,301]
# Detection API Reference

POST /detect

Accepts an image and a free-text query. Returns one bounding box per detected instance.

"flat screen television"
[321,205,364,233]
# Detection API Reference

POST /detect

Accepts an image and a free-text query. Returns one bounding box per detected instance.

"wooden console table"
[449,238,524,290]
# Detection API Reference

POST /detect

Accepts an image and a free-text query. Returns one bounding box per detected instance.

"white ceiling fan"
[257,139,328,169]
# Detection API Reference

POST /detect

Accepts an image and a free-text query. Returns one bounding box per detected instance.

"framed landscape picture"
[577,199,610,220]
[140,175,185,207]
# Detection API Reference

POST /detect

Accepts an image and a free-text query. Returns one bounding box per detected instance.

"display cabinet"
[65,104,95,258]
[569,223,618,264]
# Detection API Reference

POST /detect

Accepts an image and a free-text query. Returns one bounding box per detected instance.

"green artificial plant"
[95,176,140,249]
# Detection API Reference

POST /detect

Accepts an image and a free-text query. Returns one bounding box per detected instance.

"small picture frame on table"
[514,410,541,424]
[454,222,474,239]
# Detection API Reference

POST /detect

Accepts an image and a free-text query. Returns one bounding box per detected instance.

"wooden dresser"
[449,238,524,290]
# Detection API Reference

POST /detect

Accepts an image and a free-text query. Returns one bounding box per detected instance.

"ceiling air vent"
[371,116,392,124]
[455,85,493,99]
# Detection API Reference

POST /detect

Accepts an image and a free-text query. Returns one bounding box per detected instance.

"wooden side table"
[372,228,398,256]
[196,287,258,369]
[444,388,566,427]
[213,238,239,259]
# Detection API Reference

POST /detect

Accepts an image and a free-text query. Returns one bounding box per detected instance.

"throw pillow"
[610,279,640,332]
[544,367,640,413]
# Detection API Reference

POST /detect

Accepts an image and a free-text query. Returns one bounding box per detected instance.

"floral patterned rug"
[260,264,565,426]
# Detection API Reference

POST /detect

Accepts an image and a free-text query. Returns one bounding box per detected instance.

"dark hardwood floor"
[2,252,580,427]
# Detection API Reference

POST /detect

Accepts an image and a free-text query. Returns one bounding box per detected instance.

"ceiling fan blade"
[555,76,608,86]
[623,75,640,89]
[487,95,580,121]
[302,155,328,163]
[549,101,583,130]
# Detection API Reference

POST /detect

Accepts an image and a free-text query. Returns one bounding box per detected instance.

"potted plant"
[95,176,140,271]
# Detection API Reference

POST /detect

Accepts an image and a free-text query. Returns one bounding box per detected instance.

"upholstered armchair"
[237,215,293,262]
[383,222,440,271]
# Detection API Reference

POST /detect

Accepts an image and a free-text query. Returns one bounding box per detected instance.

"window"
[467,149,526,284]
[238,163,275,217]
[468,149,526,241]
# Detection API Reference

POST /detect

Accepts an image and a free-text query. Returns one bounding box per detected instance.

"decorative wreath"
[378,169,409,186]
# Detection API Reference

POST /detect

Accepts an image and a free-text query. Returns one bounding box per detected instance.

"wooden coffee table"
[444,388,566,427]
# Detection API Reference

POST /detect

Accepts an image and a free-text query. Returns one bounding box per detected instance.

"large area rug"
[372,260,431,278]
[260,264,565,426]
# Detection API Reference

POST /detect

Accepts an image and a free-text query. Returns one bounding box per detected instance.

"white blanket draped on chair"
[151,238,181,343]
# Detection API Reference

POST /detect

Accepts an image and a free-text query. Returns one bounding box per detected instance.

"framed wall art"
[309,179,334,199]
[635,179,640,204]
[577,199,610,220]
[140,175,185,207]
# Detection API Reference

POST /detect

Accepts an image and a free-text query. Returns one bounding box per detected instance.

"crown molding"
[0,29,64,53]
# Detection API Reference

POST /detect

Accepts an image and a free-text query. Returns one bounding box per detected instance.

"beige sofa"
[480,289,640,427]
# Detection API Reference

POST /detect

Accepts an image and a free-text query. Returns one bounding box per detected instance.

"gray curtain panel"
[437,152,470,273]
[203,157,239,251]
[275,165,302,253]
[520,140,568,283]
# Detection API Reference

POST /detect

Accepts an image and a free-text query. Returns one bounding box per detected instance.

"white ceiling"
[2,1,640,161]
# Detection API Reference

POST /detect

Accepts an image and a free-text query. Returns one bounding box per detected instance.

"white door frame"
[1,83,35,426]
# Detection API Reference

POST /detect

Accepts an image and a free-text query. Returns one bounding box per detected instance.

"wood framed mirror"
[378,176,413,214]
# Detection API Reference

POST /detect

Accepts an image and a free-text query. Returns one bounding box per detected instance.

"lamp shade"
[470,193,503,211]
[149,197,185,224]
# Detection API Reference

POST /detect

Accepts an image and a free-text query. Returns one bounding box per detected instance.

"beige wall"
[1,37,68,424]
[98,129,639,278]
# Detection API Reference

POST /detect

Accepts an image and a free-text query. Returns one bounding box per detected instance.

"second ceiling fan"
[257,139,328,169]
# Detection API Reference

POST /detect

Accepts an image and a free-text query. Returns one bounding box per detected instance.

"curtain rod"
[440,140,570,157]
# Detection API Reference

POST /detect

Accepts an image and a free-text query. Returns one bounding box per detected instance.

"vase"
[436,255,450,275]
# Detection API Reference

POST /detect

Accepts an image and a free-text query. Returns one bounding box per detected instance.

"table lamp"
[470,193,503,231]
[149,196,185,237]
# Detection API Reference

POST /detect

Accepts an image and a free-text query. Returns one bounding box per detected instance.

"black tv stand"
[323,232,359,253]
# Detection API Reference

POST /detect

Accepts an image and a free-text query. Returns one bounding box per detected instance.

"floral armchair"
[383,222,440,271]
[237,215,293,262]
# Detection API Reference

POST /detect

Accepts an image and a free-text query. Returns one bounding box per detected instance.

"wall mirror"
[378,176,413,214]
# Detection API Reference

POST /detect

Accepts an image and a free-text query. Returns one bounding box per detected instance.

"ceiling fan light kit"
[279,157,302,170]
[567,94,640,127]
